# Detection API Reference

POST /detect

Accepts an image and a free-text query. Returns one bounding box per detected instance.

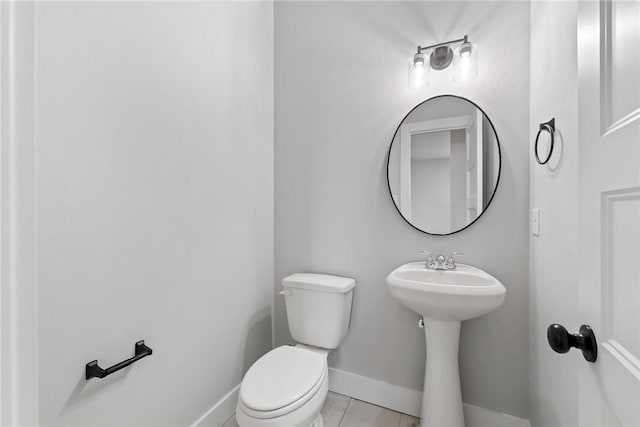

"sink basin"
[387,262,506,321]
[386,261,506,427]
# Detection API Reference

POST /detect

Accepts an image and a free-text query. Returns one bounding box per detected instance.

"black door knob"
[547,324,598,363]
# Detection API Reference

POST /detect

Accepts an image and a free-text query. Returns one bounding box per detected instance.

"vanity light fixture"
[408,35,478,88]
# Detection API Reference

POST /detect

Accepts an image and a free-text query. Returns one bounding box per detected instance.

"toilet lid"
[240,346,326,412]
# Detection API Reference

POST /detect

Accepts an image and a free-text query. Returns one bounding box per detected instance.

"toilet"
[236,273,356,427]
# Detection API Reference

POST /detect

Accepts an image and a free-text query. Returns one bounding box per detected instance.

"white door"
[578,1,640,425]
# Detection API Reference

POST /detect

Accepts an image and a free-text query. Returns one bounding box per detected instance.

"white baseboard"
[191,384,239,427]
[328,367,422,417]
[191,369,530,427]
[462,404,531,427]
[328,368,530,427]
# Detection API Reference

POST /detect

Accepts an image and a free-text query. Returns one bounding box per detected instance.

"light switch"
[532,208,540,236]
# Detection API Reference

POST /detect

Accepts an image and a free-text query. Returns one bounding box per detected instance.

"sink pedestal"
[386,262,506,427]
[421,318,464,427]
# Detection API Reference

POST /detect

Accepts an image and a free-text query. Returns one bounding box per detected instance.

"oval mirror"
[387,95,501,235]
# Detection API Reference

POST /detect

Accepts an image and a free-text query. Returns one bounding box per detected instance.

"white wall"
[412,158,451,233]
[275,1,530,419]
[529,1,580,426]
[410,130,451,232]
[33,2,273,425]
[1,2,39,424]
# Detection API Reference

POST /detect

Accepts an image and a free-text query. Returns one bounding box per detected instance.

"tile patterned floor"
[223,391,419,427]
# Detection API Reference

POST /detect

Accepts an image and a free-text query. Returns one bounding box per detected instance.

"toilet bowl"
[236,345,329,427]
[236,273,356,427]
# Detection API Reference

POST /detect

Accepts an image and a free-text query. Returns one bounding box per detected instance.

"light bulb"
[408,52,430,88]
[453,42,478,82]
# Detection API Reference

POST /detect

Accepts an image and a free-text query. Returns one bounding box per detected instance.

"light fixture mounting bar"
[417,35,468,54]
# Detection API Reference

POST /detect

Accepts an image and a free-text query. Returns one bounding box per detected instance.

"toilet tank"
[282,273,355,349]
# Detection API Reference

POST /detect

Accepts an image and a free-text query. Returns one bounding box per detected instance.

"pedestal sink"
[386,262,506,427]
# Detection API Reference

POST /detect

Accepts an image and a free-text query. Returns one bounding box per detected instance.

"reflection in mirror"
[387,95,501,235]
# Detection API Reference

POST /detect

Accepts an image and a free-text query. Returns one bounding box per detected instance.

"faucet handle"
[419,250,433,260]
[446,252,463,269]
[419,251,435,268]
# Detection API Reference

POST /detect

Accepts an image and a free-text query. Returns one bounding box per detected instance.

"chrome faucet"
[419,251,463,270]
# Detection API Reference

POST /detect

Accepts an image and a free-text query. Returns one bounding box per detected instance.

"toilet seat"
[239,346,327,419]
[236,373,328,427]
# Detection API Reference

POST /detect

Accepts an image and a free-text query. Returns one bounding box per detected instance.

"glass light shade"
[453,42,478,82]
[408,52,430,89]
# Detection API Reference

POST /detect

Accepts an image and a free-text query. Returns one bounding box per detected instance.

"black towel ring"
[535,118,555,165]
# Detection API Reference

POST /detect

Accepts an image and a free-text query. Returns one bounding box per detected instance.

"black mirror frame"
[386,94,502,236]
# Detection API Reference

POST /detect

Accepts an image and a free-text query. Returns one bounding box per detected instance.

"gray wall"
[529,1,580,426]
[34,2,273,425]
[274,1,530,419]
